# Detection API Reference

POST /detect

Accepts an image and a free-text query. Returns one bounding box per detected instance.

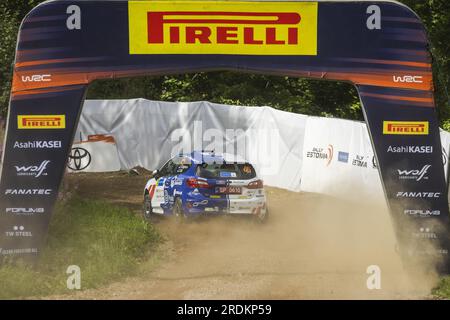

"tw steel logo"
[129,2,318,55]
[382,121,429,135]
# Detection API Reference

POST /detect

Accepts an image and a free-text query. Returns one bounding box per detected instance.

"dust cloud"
[50,173,440,299]
[152,187,439,299]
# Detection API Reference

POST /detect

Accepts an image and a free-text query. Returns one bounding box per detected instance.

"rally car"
[143,151,268,222]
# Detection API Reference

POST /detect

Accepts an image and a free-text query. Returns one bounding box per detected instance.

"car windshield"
[196,163,256,179]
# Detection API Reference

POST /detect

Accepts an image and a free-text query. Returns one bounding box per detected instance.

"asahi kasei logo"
[13,140,62,149]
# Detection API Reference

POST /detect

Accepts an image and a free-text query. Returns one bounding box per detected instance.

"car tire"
[254,207,269,224]
[143,193,155,221]
[173,197,188,223]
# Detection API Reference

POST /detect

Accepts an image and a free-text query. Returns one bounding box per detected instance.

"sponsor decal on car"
[17,115,66,129]
[192,200,208,207]
[128,1,318,55]
[382,121,428,135]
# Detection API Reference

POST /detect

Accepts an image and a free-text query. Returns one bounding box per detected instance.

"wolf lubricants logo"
[17,115,66,129]
[128,1,318,55]
[383,121,429,135]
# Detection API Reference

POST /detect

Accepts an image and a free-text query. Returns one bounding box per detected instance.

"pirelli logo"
[383,121,429,135]
[128,1,318,55]
[17,115,66,129]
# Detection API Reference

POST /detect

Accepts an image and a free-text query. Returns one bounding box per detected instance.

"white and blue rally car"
[143,151,268,222]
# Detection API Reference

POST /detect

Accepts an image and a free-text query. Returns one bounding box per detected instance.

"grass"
[433,276,450,299]
[0,196,162,299]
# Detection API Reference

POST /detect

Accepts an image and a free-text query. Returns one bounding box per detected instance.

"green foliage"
[0,197,161,299]
[0,0,449,125]
[432,276,450,299]
[87,73,362,119]
[400,0,450,125]
[0,4,19,115]
[442,119,450,132]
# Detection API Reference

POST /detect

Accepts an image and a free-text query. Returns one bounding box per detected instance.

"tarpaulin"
[74,99,307,191]
[74,99,450,199]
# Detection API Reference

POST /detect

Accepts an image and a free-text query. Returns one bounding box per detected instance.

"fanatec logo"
[13,140,62,149]
[397,165,431,181]
[396,191,441,198]
[15,160,50,178]
[5,208,45,215]
[4,189,52,195]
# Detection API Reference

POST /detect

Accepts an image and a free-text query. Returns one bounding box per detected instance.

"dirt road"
[51,172,437,299]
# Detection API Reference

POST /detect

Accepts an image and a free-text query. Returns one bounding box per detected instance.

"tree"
[0,0,448,127]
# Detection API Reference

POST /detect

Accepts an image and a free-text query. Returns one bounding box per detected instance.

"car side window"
[171,156,192,175]
[159,159,174,177]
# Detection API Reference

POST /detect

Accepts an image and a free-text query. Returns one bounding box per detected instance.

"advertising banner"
[300,116,385,201]
[0,0,448,272]
[75,99,307,190]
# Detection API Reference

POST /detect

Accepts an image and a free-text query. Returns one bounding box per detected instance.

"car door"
[150,159,173,214]
[164,156,190,209]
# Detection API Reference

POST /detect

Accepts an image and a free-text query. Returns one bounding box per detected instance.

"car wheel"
[143,194,154,221]
[254,207,269,224]
[173,197,188,223]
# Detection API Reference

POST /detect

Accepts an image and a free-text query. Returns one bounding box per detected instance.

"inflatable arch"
[0,0,449,271]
